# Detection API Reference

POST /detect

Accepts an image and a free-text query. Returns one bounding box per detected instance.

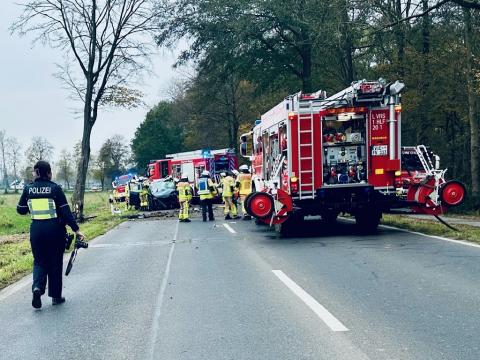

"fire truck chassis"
[240,79,466,235]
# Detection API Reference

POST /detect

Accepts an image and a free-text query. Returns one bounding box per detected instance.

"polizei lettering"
[29,187,52,195]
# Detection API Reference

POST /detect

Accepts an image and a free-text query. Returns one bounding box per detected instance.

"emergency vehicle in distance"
[148,148,238,183]
[240,79,466,234]
[112,173,136,201]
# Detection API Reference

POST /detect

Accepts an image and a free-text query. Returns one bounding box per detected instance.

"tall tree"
[464,7,480,199]
[131,101,182,170]
[6,137,22,193]
[13,0,159,216]
[57,149,74,189]
[25,136,54,164]
[0,130,8,193]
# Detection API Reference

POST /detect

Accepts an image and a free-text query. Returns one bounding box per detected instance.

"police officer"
[177,173,192,222]
[17,161,83,309]
[196,170,216,222]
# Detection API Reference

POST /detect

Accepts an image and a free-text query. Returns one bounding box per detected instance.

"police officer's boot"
[32,288,42,309]
[184,218,191,223]
[52,297,66,305]
[225,214,232,220]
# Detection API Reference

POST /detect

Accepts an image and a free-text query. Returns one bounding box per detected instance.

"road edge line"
[339,216,480,249]
[272,270,349,332]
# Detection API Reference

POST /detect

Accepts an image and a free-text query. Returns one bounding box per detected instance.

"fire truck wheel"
[355,210,381,234]
[440,180,466,207]
[244,192,256,217]
[248,192,274,219]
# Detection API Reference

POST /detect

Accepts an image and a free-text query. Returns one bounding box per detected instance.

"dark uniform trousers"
[200,199,214,221]
[30,220,66,298]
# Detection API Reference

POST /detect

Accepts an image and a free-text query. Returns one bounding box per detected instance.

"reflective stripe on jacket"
[27,198,57,220]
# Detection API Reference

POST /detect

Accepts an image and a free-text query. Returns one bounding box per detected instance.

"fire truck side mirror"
[240,142,248,157]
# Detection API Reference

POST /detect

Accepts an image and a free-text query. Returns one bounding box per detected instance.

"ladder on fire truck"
[294,92,324,200]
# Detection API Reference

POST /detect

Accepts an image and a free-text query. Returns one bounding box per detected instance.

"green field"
[0,191,134,289]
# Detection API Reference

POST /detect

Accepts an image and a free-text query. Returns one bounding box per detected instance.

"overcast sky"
[1,1,181,163]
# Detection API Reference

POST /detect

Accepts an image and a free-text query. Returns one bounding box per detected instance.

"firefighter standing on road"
[237,165,252,220]
[16,161,84,309]
[177,173,192,222]
[220,172,239,220]
[140,181,149,211]
[197,170,216,222]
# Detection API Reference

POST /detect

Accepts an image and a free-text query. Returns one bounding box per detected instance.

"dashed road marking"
[272,270,349,332]
[223,223,236,234]
[147,220,179,360]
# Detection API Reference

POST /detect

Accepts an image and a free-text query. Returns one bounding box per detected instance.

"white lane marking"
[340,216,480,249]
[379,224,480,249]
[223,223,236,234]
[147,221,179,360]
[272,270,349,332]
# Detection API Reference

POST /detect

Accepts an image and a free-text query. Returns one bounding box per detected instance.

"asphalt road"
[1,213,480,360]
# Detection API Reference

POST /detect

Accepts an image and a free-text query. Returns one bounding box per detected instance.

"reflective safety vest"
[221,176,234,197]
[197,178,210,195]
[27,198,57,220]
[237,173,252,195]
[177,181,192,201]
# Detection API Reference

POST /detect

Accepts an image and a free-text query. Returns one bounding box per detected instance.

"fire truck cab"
[241,79,465,234]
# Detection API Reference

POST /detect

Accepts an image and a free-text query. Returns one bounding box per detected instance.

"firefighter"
[16,161,84,309]
[177,173,192,222]
[220,171,239,220]
[236,165,252,220]
[231,169,240,216]
[140,181,150,211]
[196,170,216,222]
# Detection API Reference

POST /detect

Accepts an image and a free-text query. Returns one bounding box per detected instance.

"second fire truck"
[240,79,466,234]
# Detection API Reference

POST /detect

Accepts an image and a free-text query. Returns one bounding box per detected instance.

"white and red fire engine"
[240,79,466,233]
[148,148,238,183]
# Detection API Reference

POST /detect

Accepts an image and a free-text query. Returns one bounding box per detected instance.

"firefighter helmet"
[239,165,249,173]
[201,170,210,176]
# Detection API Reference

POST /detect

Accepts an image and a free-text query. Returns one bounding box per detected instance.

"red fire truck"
[240,79,466,234]
[148,148,238,183]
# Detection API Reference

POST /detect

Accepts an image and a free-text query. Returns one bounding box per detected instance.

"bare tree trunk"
[417,0,430,144]
[464,8,480,199]
[340,0,354,85]
[72,92,94,219]
[0,133,8,194]
[395,0,405,77]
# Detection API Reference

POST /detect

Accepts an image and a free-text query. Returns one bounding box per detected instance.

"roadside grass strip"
[272,270,349,332]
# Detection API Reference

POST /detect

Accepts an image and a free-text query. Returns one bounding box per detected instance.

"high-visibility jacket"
[197,177,215,200]
[221,176,235,197]
[237,173,252,196]
[177,181,192,201]
[16,179,79,231]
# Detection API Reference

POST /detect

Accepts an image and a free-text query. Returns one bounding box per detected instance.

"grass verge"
[0,191,136,290]
[381,214,480,245]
